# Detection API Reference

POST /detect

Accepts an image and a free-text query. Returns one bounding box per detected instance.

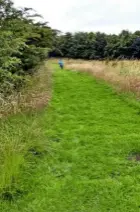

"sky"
[13,0,140,34]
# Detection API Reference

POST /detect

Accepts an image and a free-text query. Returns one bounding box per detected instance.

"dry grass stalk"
[0,62,51,118]
[65,59,140,96]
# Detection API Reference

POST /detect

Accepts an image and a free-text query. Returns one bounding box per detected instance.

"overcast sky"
[13,0,140,34]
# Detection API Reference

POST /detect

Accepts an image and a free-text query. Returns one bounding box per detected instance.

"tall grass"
[0,62,51,198]
[0,62,51,117]
[65,59,140,96]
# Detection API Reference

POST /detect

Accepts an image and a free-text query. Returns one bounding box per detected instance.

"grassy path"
[2,65,140,211]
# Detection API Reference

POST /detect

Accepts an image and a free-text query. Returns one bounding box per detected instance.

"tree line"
[2,0,140,96]
[51,30,140,60]
[0,0,56,95]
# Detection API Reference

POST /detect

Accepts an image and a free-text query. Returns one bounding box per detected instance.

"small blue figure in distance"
[58,59,64,69]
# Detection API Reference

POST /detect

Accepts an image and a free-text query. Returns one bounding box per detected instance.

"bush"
[0,0,54,96]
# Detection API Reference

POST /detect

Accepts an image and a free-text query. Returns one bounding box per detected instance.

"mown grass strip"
[1,64,140,211]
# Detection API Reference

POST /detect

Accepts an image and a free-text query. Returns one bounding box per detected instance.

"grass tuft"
[0,63,51,198]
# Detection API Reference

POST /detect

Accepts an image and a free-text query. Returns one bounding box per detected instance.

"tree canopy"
[51,30,140,60]
[0,0,55,94]
[2,0,140,95]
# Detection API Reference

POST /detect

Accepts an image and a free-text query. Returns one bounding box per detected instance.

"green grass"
[1,64,140,211]
[0,111,49,200]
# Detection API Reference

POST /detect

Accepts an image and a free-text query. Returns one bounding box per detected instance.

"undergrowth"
[0,62,51,199]
[0,62,51,117]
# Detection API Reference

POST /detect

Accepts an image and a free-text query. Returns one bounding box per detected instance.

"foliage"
[0,0,54,95]
[52,30,140,60]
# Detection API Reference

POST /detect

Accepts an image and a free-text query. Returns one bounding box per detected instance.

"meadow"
[65,59,140,96]
[1,62,140,211]
[3,0,140,210]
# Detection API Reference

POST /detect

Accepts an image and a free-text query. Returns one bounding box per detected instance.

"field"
[1,62,140,211]
[65,59,140,96]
